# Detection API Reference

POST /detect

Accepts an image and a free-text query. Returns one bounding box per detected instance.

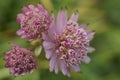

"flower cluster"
[17,4,52,41]
[5,44,38,76]
[4,4,95,77]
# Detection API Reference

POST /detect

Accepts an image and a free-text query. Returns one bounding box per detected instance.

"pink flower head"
[43,9,95,76]
[5,44,38,76]
[17,4,52,41]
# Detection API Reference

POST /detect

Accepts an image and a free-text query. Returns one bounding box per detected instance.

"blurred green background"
[0,0,120,80]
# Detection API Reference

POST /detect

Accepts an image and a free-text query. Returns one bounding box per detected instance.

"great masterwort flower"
[17,4,52,41]
[5,44,38,76]
[43,9,95,76]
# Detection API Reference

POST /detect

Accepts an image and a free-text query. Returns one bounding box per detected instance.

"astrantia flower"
[17,4,52,41]
[5,44,38,76]
[43,10,95,76]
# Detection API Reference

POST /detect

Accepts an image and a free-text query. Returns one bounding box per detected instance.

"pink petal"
[79,24,87,28]
[49,13,56,34]
[71,65,81,72]
[87,31,95,41]
[54,60,59,74]
[43,41,55,50]
[45,50,53,59]
[10,68,15,73]
[42,33,55,42]
[16,14,25,23]
[28,5,35,10]
[49,55,56,72]
[56,10,68,33]
[30,70,34,74]
[81,56,91,64]
[42,33,50,41]
[87,47,95,53]
[70,12,79,22]
[60,61,70,76]
[16,29,24,36]
[37,4,48,14]
[42,14,56,42]
[22,7,30,14]
[44,15,56,41]
[21,34,28,38]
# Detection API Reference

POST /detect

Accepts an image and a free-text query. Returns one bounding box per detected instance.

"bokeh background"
[0,0,120,80]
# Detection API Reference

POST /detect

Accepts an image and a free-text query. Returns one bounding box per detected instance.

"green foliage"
[0,0,120,80]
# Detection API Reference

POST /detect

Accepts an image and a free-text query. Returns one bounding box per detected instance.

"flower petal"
[87,31,95,41]
[70,12,79,22]
[42,33,51,41]
[79,24,87,28]
[43,41,55,50]
[49,55,56,72]
[22,7,30,14]
[44,13,56,41]
[45,50,53,59]
[16,29,24,36]
[56,10,68,33]
[60,61,70,76]
[37,4,48,14]
[81,56,91,64]
[28,5,35,10]
[16,14,25,23]
[49,13,56,34]
[87,47,95,53]
[71,65,81,72]
[42,32,55,42]
[54,60,59,74]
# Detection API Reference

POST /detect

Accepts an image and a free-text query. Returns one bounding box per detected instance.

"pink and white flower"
[43,9,95,76]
